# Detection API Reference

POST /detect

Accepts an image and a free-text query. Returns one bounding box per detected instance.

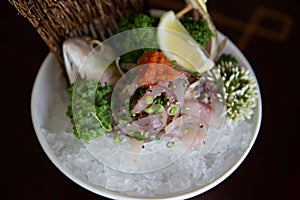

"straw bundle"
[9,0,146,63]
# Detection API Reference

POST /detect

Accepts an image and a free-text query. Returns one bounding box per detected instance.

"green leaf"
[115,14,160,63]
[66,80,113,142]
[180,17,214,48]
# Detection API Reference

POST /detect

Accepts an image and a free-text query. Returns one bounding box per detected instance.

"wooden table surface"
[1,0,299,199]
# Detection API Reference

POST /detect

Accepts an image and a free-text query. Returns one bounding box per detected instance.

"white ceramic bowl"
[31,32,262,199]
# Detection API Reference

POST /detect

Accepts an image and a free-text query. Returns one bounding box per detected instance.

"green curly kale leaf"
[180,16,214,48]
[66,80,112,142]
[115,14,159,63]
[116,14,159,33]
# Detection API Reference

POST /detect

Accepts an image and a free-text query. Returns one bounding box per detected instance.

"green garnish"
[155,135,161,140]
[116,14,159,33]
[153,94,167,106]
[168,105,178,115]
[113,135,121,144]
[166,141,175,148]
[145,104,165,114]
[127,130,146,141]
[144,106,155,114]
[171,60,177,69]
[144,96,153,104]
[66,80,112,142]
[180,16,214,48]
[115,14,159,63]
[213,54,258,124]
[193,71,202,77]
[154,104,164,113]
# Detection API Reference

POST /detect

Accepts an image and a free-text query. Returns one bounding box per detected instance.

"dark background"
[1,0,299,199]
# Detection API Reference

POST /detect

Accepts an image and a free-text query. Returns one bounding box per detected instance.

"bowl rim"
[31,31,262,200]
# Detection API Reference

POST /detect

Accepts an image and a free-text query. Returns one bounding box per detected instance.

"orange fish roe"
[137,51,180,86]
[137,51,172,67]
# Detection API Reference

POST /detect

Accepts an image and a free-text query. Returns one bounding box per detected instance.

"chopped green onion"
[144,106,155,114]
[154,104,164,113]
[145,104,164,114]
[198,78,204,85]
[113,135,121,144]
[184,129,190,134]
[156,135,161,140]
[166,141,175,148]
[180,107,183,115]
[153,98,161,105]
[127,130,146,141]
[124,99,130,107]
[193,71,202,77]
[118,118,125,125]
[127,130,135,136]
[144,96,153,104]
[168,82,174,88]
[168,105,178,115]
[171,60,177,68]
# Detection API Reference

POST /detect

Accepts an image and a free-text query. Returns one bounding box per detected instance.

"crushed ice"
[40,73,255,198]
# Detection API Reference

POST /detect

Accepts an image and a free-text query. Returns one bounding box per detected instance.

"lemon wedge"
[157,11,214,73]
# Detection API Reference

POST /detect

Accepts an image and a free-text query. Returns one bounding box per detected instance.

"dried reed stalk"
[9,0,146,63]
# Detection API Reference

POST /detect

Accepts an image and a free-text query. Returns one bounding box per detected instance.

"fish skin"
[62,37,121,87]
